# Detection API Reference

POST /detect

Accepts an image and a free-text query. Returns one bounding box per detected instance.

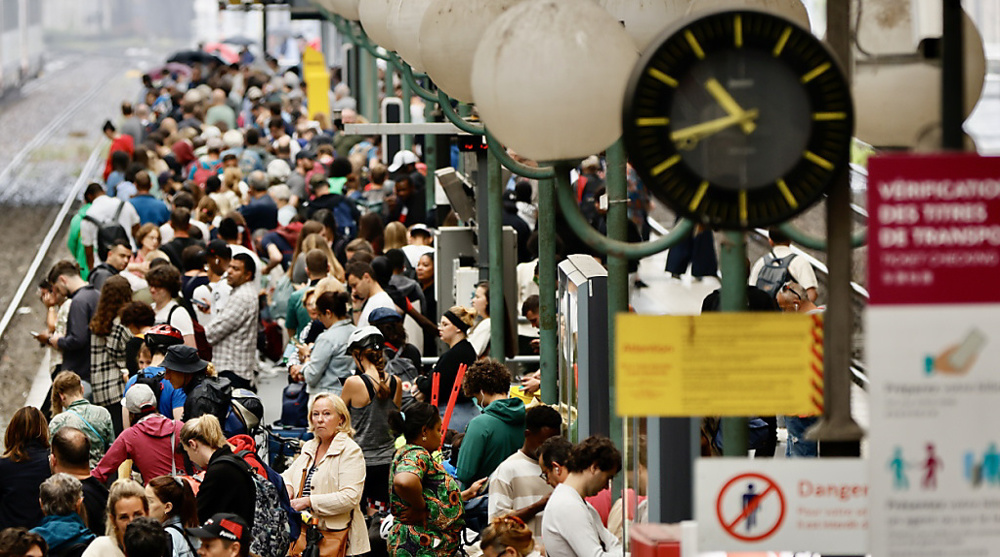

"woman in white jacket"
[282,393,371,556]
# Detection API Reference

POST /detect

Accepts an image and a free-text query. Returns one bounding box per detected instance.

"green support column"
[720,230,748,456]
[538,177,558,405]
[401,76,413,151]
[358,45,379,123]
[423,100,436,215]
[487,149,506,362]
[605,139,627,457]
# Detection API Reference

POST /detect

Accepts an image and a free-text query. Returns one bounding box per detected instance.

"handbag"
[287,458,352,557]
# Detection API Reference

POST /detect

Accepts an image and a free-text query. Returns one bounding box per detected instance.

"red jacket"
[91,414,185,483]
[103,135,135,181]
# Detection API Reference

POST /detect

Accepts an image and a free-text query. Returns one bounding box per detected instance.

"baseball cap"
[267,159,291,184]
[161,345,208,374]
[387,149,418,173]
[202,239,232,260]
[121,383,157,414]
[368,307,402,324]
[187,513,250,546]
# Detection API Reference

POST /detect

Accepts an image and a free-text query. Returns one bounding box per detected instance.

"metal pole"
[942,0,965,150]
[261,3,268,57]
[807,0,864,457]
[423,100,436,216]
[487,148,505,362]
[720,230,748,456]
[475,150,490,282]
[539,177,558,405]
[605,139,627,482]
[401,76,413,151]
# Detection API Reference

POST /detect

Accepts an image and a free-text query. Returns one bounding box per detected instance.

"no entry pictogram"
[715,472,786,542]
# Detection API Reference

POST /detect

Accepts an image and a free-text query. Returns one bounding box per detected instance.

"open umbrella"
[203,42,240,64]
[166,50,226,66]
[147,62,193,79]
[222,35,257,46]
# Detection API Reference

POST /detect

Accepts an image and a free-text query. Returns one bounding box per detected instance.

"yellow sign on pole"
[302,45,331,123]
[615,313,823,417]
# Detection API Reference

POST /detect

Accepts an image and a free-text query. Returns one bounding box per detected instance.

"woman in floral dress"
[386,402,486,556]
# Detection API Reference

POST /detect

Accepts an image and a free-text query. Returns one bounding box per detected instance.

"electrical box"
[630,523,682,557]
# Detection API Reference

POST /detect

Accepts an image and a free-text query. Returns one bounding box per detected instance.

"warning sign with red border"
[697,459,868,553]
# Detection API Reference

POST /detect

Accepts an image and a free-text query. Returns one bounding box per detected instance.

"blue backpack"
[281,381,309,427]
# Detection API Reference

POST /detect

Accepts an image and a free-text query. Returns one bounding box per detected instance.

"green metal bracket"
[392,53,439,104]
[777,221,867,251]
[484,128,556,180]
[553,162,694,259]
[437,90,484,135]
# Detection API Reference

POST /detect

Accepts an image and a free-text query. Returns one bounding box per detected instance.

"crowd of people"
[0,44,655,557]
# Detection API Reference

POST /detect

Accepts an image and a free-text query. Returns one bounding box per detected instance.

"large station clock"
[622,9,854,229]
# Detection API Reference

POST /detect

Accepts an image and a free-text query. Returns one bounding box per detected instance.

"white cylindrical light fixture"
[597,0,687,51]
[386,0,434,72]
[419,0,527,103]
[687,0,812,31]
[471,0,638,161]
[358,0,395,51]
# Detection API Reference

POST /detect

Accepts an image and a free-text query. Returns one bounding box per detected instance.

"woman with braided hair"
[341,326,402,517]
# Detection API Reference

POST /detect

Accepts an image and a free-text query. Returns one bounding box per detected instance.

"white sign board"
[868,155,1000,557]
[696,459,868,553]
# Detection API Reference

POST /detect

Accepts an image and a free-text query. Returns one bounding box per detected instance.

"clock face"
[622,9,854,229]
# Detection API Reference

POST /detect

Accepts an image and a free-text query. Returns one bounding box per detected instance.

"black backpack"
[135,369,166,409]
[185,376,233,423]
[385,348,419,411]
[83,199,130,260]
[755,251,797,298]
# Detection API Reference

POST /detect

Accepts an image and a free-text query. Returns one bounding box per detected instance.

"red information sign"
[868,154,1000,305]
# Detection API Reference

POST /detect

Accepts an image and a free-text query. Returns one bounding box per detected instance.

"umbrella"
[147,62,193,79]
[203,42,240,65]
[166,50,225,66]
[222,35,257,46]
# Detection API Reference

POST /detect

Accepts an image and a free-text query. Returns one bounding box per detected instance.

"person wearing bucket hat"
[159,345,222,422]
[92,383,187,484]
[341,326,402,516]
[187,513,251,557]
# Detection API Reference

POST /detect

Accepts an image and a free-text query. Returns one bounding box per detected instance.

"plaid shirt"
[205,281,259,383]
[90,320,131,406]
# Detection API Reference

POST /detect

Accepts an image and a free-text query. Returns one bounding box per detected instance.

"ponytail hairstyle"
[355,346,392,401]
[481,515,535,557]
[387,402,440,443]
[147,475,199,527]
[316,290,352,321]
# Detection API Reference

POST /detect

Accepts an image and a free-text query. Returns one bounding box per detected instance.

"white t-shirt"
[468,317,491,357]
[228,243,264,292]
[488,450,553,537]
[160,220,211,245]
[748,244,818,292]
[357,290,396,327]
[80,195,141,260]
[191,279,230,329]
[155,300,194,336]
[541,483,623,557]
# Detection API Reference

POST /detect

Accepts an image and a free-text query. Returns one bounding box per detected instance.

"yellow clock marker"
[685,30,705,60]
[813,112,847,121]
[734,15,743,48]
[688,181,710,211]
[636,117,670,127]
[776,179,798,208]
[651,154,681,176]
[648,68,678,87]
[773,26,792,57]
[801,62,831,84]
[739,190,748,224]
[804,151,834,170]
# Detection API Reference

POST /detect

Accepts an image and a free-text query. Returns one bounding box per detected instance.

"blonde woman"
[282,393,370,556]
[179,415,255,527]
[81,479,148,557]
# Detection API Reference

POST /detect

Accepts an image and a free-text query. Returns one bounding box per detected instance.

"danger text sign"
[696,459,868,553]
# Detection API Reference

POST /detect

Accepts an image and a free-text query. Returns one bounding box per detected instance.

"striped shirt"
[488,450,553,537]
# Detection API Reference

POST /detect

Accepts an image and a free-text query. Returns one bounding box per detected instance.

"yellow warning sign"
[302,46,331,122]
[615,313,823,417]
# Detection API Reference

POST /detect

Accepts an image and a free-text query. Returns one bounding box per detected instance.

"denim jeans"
[785,416,818,457]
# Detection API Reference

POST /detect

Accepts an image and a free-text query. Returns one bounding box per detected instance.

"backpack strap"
[164,522,198,555]
[67,409,108,451]
[112,199,126,221]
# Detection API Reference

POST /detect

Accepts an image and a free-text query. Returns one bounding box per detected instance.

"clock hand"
[670,109,759,150]
[705,78,756,134]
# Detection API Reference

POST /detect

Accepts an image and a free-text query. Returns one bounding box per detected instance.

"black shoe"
[634,279,649,288]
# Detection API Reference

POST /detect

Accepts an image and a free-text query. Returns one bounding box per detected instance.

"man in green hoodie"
[456,358,526,488]
[67,183,104,281]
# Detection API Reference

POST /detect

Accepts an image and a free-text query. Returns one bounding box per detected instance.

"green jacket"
[456,397,526,487]
[67,203,92,280]
[49,398,115,467]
